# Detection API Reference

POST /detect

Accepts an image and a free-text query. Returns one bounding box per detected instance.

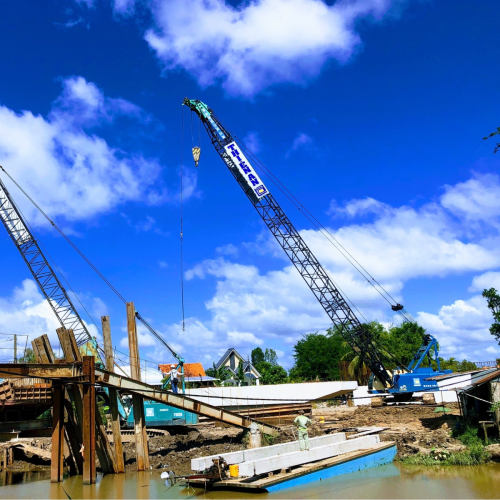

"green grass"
[401,423,491,467]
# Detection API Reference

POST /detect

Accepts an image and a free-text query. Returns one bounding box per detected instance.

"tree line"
[205,319,486,386]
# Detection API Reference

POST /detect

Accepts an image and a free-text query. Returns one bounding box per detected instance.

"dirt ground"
[3,403,477,475]
[312,404,465,457]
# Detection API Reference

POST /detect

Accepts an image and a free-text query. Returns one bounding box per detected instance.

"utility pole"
[13,334,17,363]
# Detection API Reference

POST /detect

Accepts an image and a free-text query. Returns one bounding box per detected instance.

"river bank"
[2,404,499,476]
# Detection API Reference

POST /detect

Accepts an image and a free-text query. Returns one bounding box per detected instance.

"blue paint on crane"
[265,445,397,492]
[126,400,198,428]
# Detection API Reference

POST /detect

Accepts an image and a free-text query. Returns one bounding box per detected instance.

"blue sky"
[0,0,499,376]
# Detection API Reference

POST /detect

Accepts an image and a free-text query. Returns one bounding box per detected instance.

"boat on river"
[186,433,397,492]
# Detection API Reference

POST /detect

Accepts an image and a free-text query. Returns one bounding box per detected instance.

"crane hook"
[192,147,201,167]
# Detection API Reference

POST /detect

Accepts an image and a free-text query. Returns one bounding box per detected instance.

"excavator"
[182,98,451,406]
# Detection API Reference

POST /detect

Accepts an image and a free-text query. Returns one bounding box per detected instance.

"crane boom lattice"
[0,177,92,347]
[183,98,392,388]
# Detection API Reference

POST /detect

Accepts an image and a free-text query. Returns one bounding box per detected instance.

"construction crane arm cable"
[183,98,393,388]
[0,165,182,364]
[215,119,414,324]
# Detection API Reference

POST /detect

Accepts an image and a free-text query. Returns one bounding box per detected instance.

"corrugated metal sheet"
[425,369,484,381]
[455,368,500,393]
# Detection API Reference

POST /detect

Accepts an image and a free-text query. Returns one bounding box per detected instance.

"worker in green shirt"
[294,410,312,451]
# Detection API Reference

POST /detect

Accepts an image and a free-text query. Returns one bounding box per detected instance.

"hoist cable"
[0,165,181,360]
[180,107,186,332]
[210,120,414,324]
[0,166,128,305]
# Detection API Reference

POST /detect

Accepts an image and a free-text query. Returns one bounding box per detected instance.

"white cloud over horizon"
[111,0,402,97]
[0,279,101,362]
[0,76,189,229]
[163,172,500,365]
[1,172,500,369]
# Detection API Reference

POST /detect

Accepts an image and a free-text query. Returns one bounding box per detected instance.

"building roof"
[214,348,242,370]
[214,348,262,378]
[158,363,206,378]
[455,368,500,393]
[243,360,261,378]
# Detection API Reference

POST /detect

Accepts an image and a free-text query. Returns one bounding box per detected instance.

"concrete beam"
[186,380,358,409]
[238,435,380,477]
[192,433,346,471]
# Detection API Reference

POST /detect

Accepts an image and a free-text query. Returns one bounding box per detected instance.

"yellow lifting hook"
[192,146,201,167]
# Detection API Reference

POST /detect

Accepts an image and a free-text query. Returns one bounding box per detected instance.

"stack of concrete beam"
[239,435,379,477]
[192,433,347,471]
[191,433,381,478]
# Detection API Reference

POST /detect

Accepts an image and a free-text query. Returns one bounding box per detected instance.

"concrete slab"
[191,433,346,471]
[238,435,379,477]
[186,381,358,409]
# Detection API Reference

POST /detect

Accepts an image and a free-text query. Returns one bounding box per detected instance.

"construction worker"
[170,364,179,394]
[294,410,312,451]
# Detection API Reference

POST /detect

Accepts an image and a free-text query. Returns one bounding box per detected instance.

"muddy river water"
[1,463,499,498]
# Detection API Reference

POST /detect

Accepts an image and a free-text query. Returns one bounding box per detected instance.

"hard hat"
[171,364,175,368]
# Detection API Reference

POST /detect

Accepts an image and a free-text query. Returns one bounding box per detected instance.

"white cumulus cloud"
[164,172,500,365]
[417,294,499,361]
[0,279,101,360]
[141,0,399,96]
[0,76,168,228]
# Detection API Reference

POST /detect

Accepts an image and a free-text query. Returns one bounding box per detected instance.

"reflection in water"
[0,463,499,499]
[0,469,51,487]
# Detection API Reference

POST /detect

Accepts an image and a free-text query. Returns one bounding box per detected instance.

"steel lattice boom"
[0,177,91,346]
[183,98,392,388]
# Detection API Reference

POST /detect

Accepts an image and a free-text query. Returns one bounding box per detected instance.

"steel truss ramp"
[95,368,279,435]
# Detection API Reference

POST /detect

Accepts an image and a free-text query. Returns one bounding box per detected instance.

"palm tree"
[340,342,370,385]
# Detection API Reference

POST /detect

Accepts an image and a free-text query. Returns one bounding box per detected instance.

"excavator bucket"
[192,147,201,167]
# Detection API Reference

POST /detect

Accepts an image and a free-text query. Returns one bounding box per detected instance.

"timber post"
[102,316,125,473]
[126,302,150,471]
[57,327,115,474]
[82,356,96,485]
[51,384,65,483]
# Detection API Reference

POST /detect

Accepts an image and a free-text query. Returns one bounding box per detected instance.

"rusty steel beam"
[126,302,150,471]
[96,368,279,435]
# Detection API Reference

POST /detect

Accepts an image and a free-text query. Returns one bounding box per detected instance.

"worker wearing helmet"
[170,364,179,394]
[294,410,312,451]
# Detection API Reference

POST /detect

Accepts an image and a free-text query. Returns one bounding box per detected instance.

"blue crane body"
[183,98,451,402]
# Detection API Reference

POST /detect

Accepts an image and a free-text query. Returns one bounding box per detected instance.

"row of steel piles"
[32,302,150,484]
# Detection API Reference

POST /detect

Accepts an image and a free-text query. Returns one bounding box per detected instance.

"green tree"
[205,363,233,386]
[236,361,245,384]
[386,322,427,367]
[251,347,265,367]
[291,328,349,381]
[438,357,478,372]
[338,322,387,383]
[17,347,36,363]
[482,287,500,344]
[483,127,500,154]
[264,348,278,366]
[261,364,288,385]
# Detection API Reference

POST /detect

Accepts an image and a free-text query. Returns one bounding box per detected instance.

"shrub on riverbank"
[401,424,491,466]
